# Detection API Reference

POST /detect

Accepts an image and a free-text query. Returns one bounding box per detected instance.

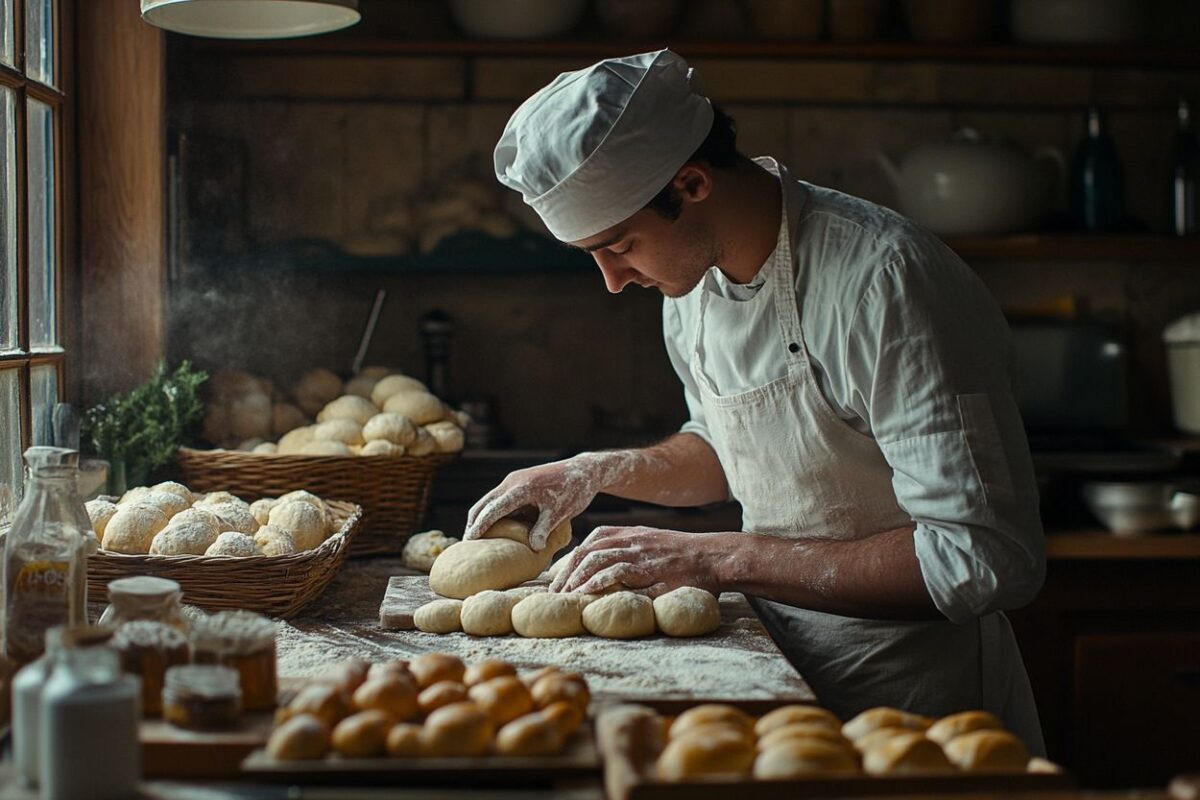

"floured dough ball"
[195,491,244,509]
[119,486,153,506]
[205,531,262,557]
[293,367,344,417]
[370,374,428,408]
[382,392,445,426]
[85,499,119,539]
[942,730,1029,772]
[277,425,316,455]
[150,520,220,556]
[511,593,586,638]
[312,418,365,446]
[460,590,522,636]
[150,481,193,503]
[342,374,379,399]
[407,427,437,457]
[862,731,953,774]
[753,740,860,778]
[103,505,170,554]
[451,409,471,429]
[362,413,417,446]
[360,440,406,457]
[402,530,459,572]
[317,395,379,427]
[424,421,464,453]
[253,442,279,455]
[254,524,298,556]
[414,599,464,633]
[278,490,326,512]
[138,491,190,520]
[299,440,352,456]
[168,507,222,536]
[269,500,328,550]
[653,587,721,637]
[249,498,278,527]
[207,502,260,536]
[582,591,656,639]
[272,402,309,437]
[228,391,273,442]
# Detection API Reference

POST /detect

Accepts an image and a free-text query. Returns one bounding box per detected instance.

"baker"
[467,49,1046,752]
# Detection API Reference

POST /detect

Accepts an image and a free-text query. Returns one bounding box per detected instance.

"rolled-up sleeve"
[845,255,1045,624]
[662,298,714,447]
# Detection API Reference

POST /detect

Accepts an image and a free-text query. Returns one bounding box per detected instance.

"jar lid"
[112,621,189,651]
[190,610,276,655]
[107,575,183,600]
[164,664,241,698]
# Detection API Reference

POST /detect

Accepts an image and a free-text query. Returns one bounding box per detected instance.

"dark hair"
[643,103,740,221]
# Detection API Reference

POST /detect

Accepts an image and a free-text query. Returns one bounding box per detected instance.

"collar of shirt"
[703,263,770,301]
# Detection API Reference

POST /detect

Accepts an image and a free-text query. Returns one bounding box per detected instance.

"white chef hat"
[494,49,714,243]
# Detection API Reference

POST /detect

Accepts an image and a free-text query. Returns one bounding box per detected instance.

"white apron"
[687,175,1045,753]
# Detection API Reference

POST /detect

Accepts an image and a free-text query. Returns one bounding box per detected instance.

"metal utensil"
[351,289,387,376]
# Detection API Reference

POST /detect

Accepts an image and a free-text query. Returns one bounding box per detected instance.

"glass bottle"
[1069,106,1125,232]
[1170,98,1199,236]
[3,447,90,663]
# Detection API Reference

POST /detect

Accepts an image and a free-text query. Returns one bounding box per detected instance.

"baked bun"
[842,707,932,742]
[385,722,426,757]
[540,700,584,740]
[494,713,563,756]
[855,726,918,754]
[463,659,517,687]
[943,730,1030,772]
[418,680,469,715]
[267,714,330,761]
[331,710,390,758]
[319,658,370,697]
[467,675,535,727]
[352,676,419,721]
[757,722,855,753]
[281,683,350,729]
[754,739,860,778]
[657,727,756,779]
[422,701,493,757]
[409,652,465,689]
[926,710,1003,745]
[670,704,754,740]
[862,732,953,774]
[755,704,841,736]
[530,672,590,712]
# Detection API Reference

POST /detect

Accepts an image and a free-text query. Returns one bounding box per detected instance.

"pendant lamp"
[141,0,360,39]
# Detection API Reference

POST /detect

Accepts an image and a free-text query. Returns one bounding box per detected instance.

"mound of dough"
[511,593,585,638]
[298,440,352,456]
[582,591,656,639]
[362,413,417,446]
[139,491,190,519]
[428,518,572,600]
[414,599,464,633]
[653,586,721,637]
[206,531,261,557]
[207,502,260,536]
[169,507,222,536]
[293,367,343,417]
[460,590,522,636]
[406,427,437,456]
[360,440,406,457]
[103,505,170,554]
[424,421,464,453]
[254,524,298,556]
[85,499,119,538]
[195,491,245,509]
[277,426,316,454]
[150,520,220,555]
[150,481,193,503]
[402,530,459,572]
[370,375,428,407]
[382,392,445,426]
[312,418,365,446]
[249,498,278,527]
[317,395,379,427]
[269,500,327,550]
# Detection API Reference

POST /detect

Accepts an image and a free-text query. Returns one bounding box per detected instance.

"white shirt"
[662,161,1046,625]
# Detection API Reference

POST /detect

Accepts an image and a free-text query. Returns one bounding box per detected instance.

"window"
[0,0,68,509]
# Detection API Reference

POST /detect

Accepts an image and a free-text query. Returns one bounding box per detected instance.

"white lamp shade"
[141,0,360,39]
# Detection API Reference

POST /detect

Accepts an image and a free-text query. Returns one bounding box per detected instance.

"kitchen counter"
[1045,531,1200,560]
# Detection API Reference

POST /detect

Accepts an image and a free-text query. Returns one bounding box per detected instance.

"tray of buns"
[597,703,1073,799]
[241,653,600,785]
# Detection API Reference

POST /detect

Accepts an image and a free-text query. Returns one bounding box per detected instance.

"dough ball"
[228,391,273,441]
[277,425,316,455]
[195,491,246,509]
[754,739,860,778]
[530,672,590,712]
[317,395,379,427]
[369,374,428,407]
[657,727,756,779]
[842,707,932,742]
[862,731,953,774]
[854,726,917,753]
[463,660,517,687]
[671,705,755,740]
[205,531,261,557]
[494,713,563,757]
[755,705,842,737]
[385,723,425,757]
[85,499,119,538]
[312,418,365,446]
[150,520,220,555]
[118,486,152,506]
[272,401,309,437]
[467,675,534,727]
[653,586,721,637]
[511,593,585,638]
[362,412,417,446]
[382,391,445,426]
[353,676,419,721]
[331,710,390,758]
[360,439,406,457]
[418,681,469,715]
[428,517,572,599]
[254,524,298,556]
[460,590,521,636]
[582,591,656,639]
[402,530,459,573]
[139,491,190,520]
[943,729,1029,771]
[757,723,854,753]
[207,502,260,536]
[150,481,193,503]
[267,714,329,761]
[293,368,344,418]
[283,683,350,729]
[298,440,352,456]
[413,599,464,633]
[269,500,328,550]
[253,442,279,455]
[249,498,278,527]
[102,505,170,554]
[422,702,493,757]
[406,427,436,456]
[424,420,464,453]
[278,490,326,511]
[925,710,1003,746]
[342,374,379,399]
[409,653,466,689]
[168,507,222,537]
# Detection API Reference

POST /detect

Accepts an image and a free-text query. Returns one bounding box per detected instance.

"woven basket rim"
[177,446,458,466]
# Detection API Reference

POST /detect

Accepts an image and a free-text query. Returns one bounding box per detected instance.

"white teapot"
[875,128,1063,237]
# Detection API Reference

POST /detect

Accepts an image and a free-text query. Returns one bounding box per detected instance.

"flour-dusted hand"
[549,526,730,597]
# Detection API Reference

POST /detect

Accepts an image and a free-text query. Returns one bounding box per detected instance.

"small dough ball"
[653,586,721,637]
[138,491,191,519]
[382,392,445,426]
[511,593,585,638]
[530,672,590,713]
[360,439,406,457]
[409,653,466,689]
[331,710,390,758]
[414,599,464,633]
[318,658,371,697]
[368,661,414,683]
[205,531,261,557]
[362,412,417,446]
[317,395,379,427]
[277,490,326,512]
[293,368,343,418]
[342,374,379,399]
[463,659,517,687]
[756,705,842,737]
[843,708,932,743]
[467,675,534,727]
[253,442,279,455]
[406,427,437,456]
[277,425,316,455]
[926,710,1003,746]
[943,730,1030,772]
[298,440,352,457]
[283,683,350,729]
[249,498,278,527]
[254,524,298,556]
[102,505,170,554]
[418,681,469,715]
[272,401,309,437]
[195,491,245,509]
[758,723,854,753]
[671,705,754,740]
[402,530,458,573]
[855,726,916,753]
[168,507,222,537]
[754,739,860,778]
[85,499,119,538]
[540,700,585,740]
[422,701,493,757]
[460,590,521,636]
[352,676,419,721]
[424,420,464,453]
[582,591,655,639]
[267,714,329,761]
[207,502,260,536]
[150,481,193,503]
[370,375,428,407]
[494,714,563,757]
[657,727,756,779]
[385,723,425,757]
[149,521,220,555]
[269,500,328,550]
[118,486,152,506]
[863,731,953,774]
[312,418,365,446]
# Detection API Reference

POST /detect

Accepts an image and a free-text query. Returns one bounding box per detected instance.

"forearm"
[575,432,728,508]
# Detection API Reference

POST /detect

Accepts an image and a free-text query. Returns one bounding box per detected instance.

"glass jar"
[190,610,277,711]
[98,575,188,632]
[3,447,90,663]
[162,664,242,730]
[111,621,190,716]
[12,627,63,787]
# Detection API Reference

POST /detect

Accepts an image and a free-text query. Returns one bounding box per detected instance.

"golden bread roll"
[468,675,535,727]
[331,710,390,758]
[520,665,561,687]
[422,701,494,757]
[282,683,350,729]
[754,739,861,778]
[925,710,1003,745]
[319,658,370,697]
[463,659,517,687]
[755,704,841,736]
[409,652,465,689]
[842,707,932,742]
[531,672,590,712]
[540,700,584,740]
[267,714,330,761]
[669,704,754,740]
[494,713,564,756]
[385,722,426,757]
[418,680,469,715]
[862,732,953,774]
[943,729,1030,772]
[367,660,412,682]
[657,727,756,780]
[757,722,855,753]
[855,726,918,753]
[352,676,419,721]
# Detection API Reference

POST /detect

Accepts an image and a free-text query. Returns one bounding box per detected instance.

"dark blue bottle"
[1069,107,1125,232]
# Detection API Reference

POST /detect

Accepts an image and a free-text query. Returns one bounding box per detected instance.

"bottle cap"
[22,446,79,471]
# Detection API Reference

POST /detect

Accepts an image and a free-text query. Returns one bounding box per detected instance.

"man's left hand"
[549,526,729,597]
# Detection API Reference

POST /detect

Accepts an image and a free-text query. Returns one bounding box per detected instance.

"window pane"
[0,89,14,353]
[0,368,21,513]
[0,0,12,67]
[28,99,56,350]
[25,0,55,87]
[30,364,56,446]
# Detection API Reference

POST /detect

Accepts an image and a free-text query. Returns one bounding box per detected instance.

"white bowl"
[1082,481,1199,536]
[450,0,586,39]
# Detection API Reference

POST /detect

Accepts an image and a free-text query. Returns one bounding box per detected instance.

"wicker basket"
[87,499,363,618]
[174,448,454,556]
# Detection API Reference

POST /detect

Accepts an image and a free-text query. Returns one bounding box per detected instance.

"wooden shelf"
[1046,531,1200,559]
[946,234,1200,262]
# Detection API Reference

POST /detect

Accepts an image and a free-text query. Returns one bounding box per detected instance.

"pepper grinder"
[420,309,454,401]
